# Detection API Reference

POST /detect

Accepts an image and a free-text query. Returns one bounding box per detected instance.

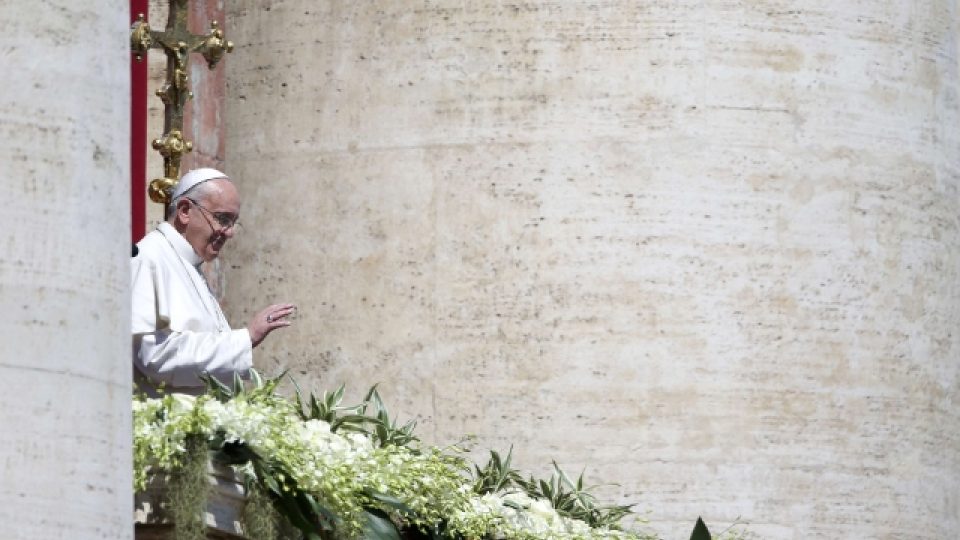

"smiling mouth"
[211,235,227,250]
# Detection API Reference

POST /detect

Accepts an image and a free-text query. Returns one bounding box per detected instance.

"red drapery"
[130,0,148,243]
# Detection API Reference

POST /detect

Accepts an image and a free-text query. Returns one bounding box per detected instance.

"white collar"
[158,222,203,267]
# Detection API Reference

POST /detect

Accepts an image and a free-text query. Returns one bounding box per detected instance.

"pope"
[131,168,295,394]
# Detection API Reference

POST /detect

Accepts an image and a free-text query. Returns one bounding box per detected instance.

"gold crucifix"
[130,0,234,205]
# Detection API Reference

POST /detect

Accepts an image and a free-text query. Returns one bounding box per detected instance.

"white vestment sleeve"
[135,328,252,388]
[131,245,253,389]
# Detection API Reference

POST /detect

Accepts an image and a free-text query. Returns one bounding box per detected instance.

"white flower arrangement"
[133,374,722,540]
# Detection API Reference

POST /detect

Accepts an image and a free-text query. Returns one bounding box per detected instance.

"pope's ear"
[174,198,192,223]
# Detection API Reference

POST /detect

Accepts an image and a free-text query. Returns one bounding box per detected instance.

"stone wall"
[0,1,132,538]
[222,1,960,538]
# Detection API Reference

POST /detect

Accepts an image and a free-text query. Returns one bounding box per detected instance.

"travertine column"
[224,2,960,538]
[0,2,131,539]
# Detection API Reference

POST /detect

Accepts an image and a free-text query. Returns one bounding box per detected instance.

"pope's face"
[183,179,241,262]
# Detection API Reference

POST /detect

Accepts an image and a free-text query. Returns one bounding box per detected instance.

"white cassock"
[131,222,252,395]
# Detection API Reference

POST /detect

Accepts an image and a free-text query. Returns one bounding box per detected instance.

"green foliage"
[363,507,403,540]
[241,482,299,540]
[167,435,210,540]
[473,447,524,495]
[690,517,711,540]
[291,380,369,434]
[518,461,634,530]
[473,447,636,530]
[212,373,440,539]
[362,385,420,448]
[134,371,747,540]
[246,452,340,540]
[291,380,420,448]
[688,516,758,540]
[200,369,282,403]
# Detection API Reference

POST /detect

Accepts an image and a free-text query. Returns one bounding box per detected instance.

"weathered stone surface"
[223,2,960,538]
[0,1,131,538]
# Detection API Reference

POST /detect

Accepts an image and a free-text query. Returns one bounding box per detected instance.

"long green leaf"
[331,384,345,405]
[690,517,711,540]
[199,372,233,401]
[249,368,263,389]
[291,376,307,419]
[365,489,416,518]
[363,507,402,540]
[232,371,245,395]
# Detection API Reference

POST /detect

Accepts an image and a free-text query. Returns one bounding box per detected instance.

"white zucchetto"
[172,168,229,200]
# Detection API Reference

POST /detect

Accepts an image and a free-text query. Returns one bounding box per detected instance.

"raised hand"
[247,302,296,348]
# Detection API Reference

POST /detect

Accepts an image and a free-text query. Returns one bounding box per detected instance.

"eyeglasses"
[186,197,240,230]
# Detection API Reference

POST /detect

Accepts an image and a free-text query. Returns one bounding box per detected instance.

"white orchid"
[133,386,653,540]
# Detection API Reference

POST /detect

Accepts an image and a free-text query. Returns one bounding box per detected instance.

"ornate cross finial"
[130,0,234,205]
